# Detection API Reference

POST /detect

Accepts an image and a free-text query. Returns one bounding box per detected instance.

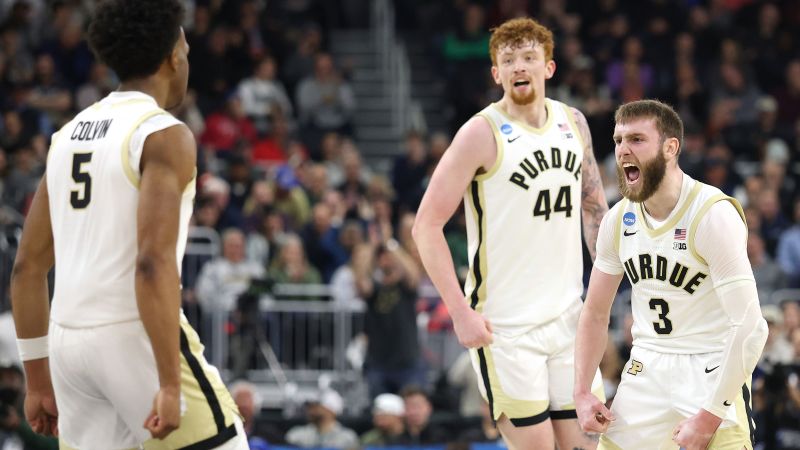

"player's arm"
[135,124,196,438]
[674,201,768,446]
[10,176,58,436]
[412,116,496,348]
[572,107,608,261]
[574,210,623,432]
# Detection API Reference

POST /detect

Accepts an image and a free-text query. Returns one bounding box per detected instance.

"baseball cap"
[373,393,404,416]
[314,389,343,415]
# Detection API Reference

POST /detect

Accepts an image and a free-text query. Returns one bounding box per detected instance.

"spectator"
[355,240,423,397]
[195,228,266,313]
[360,393,408,446]
[269,234,322,287]
[777,198,800,287]
[200,94,258,155]
[301,202,347,282]
[229,380,275,448]
[295,52,356,154]
[285,389,359,449]
[272,164,312,229]
[330,224,367,309]
[392,130,429,215]
[748,232,787,299]
[237,56,294,135]
[400,386,448,445]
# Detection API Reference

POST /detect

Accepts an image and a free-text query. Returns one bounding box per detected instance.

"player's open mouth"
[513,80,530,88]
[623,162,640,184]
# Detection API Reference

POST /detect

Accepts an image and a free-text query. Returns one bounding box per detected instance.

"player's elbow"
[135,252,172,282]
[412,213,436,244]
[11,256,45,282]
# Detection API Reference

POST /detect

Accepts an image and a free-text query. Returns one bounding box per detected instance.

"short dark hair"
[88,0,184,81]
[614,99,684,155]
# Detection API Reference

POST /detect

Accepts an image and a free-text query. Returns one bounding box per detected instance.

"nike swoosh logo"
[623,230,637,236]
[508,136,520,143]
[723,400,731,406]
[705,365,720,373]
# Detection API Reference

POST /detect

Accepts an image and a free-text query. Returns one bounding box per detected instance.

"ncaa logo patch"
[500,124,513,135]
[623,212,636,227]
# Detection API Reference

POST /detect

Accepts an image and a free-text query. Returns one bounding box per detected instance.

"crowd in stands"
[1,0,800,448]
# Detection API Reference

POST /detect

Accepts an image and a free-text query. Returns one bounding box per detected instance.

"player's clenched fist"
[575,391,614,434]
[451,307,493,348]
[144,386,181,439]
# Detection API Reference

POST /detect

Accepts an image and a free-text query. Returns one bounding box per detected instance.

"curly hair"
[88,0,184,81]
[489,17,554,65]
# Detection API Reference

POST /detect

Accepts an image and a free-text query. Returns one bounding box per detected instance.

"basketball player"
[573,100,768,450]
[10,1,247,448]
[413,17,608,450]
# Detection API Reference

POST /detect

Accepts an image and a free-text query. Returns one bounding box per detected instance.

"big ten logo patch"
[626,359,643,376]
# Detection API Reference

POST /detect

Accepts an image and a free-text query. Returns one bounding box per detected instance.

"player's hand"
[144,386,181,439]
[451,307,493,348]
[575,391,614,433]
[672,409,722,450]
[24,388,59,437]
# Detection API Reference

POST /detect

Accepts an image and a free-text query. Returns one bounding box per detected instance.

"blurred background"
[0,0,799,449]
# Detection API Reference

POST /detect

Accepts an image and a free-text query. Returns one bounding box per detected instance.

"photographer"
[0,364,57,450]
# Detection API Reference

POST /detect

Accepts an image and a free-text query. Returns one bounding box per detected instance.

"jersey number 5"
[71,152,93,209]
[649,298,673,335]
[533,185,572,220]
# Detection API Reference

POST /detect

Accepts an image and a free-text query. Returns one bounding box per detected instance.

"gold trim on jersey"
[687,194,746,266]
[561,103,585,151]
[466,180,490,313]
[120,109,168,189]
[637,181,702,238]
[490,98,554,135]
[112,98,155,109]
[474,113,505,181]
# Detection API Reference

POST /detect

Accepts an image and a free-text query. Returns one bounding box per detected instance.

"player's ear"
[544,60,556,80]
[491,65,501,85]
[663,137,680,159]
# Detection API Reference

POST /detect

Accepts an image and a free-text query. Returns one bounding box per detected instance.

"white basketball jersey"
[609,177,745,353]
[47,91,195,328]
[464,98,585,332]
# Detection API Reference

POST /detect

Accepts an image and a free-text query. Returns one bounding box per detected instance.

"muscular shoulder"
[449,114,497,173]
[141,124,196,185]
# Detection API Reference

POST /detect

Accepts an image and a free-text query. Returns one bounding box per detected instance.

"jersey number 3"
[533,185,572,220]
[71,152,93,209]
[649,298,673,335]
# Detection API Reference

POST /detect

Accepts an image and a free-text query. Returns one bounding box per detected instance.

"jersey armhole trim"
[688,194,746,266]
[473,113,504,182]
[121,109,168,189]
